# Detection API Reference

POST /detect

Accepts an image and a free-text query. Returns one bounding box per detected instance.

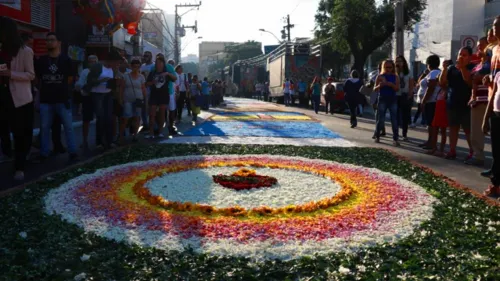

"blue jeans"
[40,103,77,156]
[375,98,399,140]
[284,93,292,106]
[91,92,114,147]
[312,95,321,113]
[141,92,149,128]
[203,95,210,110]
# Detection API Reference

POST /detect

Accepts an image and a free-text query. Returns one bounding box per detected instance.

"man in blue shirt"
[298,79,307,107]
[201,77,210,110]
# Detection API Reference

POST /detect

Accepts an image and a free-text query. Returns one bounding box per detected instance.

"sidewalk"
[0,108,209,194]
[281,101,493,195]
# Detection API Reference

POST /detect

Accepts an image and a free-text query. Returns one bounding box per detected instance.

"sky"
[148,0,321,57]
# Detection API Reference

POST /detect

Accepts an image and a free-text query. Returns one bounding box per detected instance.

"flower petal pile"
[44,155,438,260]
[212,168,278,190]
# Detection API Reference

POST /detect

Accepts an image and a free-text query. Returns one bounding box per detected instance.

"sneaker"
[54,146,67,154]
[82,142,90,151]
[464,157,485,166]
[192,121,196,126]
[480,169,493,178]
[69,153,79,161]
[157,133,165,139]
[13,171,24,181]
[464,153,473,162]
[393,140,401,147]
[444,152,456,160]
[418,142,429,148]
[0,154,13,163]
[32,155,48,164]
[483,185,500,197]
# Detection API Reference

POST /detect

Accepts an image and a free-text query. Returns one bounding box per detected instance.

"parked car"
[322,82,347,113]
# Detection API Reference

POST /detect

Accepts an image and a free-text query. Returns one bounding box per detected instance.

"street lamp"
[259,28,282,43]
[181,36,203,52]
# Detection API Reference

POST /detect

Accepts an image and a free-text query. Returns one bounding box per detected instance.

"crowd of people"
[0,16,225,182]
[246,18,500,198]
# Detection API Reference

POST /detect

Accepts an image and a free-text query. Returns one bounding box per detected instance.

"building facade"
[400,0,491,75]
[182,54,199,63]
[139,12,177,59]
[141,12,165,52]
[198,41,236,78]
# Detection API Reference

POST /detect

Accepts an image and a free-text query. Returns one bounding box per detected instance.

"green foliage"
[223,41,263,65]
[315,0,426,76]
[207,60,225,80]
[182,62,199,75]
[0,144,498,280]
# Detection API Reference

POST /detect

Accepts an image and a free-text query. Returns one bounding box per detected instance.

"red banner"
[32,32,48,57]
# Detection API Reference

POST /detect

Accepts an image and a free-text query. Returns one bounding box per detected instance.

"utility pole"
[174,1,201,63]
[283,14,294,42]
[394,0,404,57]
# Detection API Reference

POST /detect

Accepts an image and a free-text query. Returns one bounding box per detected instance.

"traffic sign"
[460,35,478,52]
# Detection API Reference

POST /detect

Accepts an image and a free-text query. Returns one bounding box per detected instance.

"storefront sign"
[87,25,111,46]
[143,32,157,39]
[32,31,48,57]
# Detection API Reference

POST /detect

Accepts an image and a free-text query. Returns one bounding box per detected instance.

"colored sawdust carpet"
[160,136,356,147]
[182,121,340,138]
[209,111,315,121]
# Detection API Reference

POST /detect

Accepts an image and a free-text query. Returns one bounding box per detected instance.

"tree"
[315,0,426,78]
[207,60,225,80]
[182,62,199,75]
[320,44,351,80]
[223,41,263,65]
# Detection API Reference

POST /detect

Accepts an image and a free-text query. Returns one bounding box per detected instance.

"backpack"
[83,63,103,93]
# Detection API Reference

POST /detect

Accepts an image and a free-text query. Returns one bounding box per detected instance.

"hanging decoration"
[127,22,138,35]
[72,0,146,34]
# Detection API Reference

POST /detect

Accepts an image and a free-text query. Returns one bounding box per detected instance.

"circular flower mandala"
[44,155,438,260]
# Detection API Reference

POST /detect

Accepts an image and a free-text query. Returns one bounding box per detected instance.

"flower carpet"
[1,144,498,280]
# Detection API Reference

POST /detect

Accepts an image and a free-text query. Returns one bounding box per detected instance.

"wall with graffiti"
[285,55,320,84]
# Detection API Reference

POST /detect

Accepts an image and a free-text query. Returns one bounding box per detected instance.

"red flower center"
[213,169,278,191]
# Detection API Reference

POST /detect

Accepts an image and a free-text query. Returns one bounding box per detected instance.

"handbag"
[128,74,144,108]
